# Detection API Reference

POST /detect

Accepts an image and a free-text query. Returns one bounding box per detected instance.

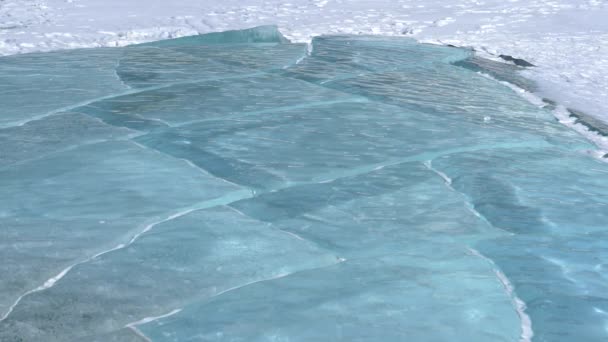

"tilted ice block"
[309,35,470,67]
[282,36,470,84]
[117,26,303,88]
[0,206,339,341]
[79,73,355,129]
[336,77,588,149]
[433,148,608,236]
[282,38,588,150]
[0,48,129,127]
[132,163,520,342]
[115,46,255,88]
[230,162,503,256]
[137,100,576,191]
[432,148,608,341]
[0,113,135,168]
[166,43,307,71]
[321,66,574,138]
[0,141,244,318]
[324,66,528,114]
[454,56,537,92]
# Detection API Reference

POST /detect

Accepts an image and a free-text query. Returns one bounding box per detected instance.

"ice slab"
[0,112,135,168]
[137,162,519,342]
[282,36,471,83]
[0,48,129,127]
[432,148,608,341]
[76,74,355,129]
[0,206,339,341]
[0,141,244,318]
[281,36,589,147]
[114,46,254,89]
[168,43,307,70]
[134,97,587,192]
[2,27,608,341]
[141,256,520,342]
[118,26,305,88]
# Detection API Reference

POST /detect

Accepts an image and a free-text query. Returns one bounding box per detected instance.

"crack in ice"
[123,259,347,342]
[0,139,557,323]
[310,140,553,185]
[0,189,254,323]
[467,248,533,342]
[425,157,535,341]
[1,72,265,129]
[423,159,516,233]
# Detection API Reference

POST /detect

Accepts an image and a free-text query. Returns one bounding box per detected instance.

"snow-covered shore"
[1,0,607,129]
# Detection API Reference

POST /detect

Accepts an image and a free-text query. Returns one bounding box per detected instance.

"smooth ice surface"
[1,27,608,341]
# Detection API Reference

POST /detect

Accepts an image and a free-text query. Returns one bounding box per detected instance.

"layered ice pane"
[1,26,608,342]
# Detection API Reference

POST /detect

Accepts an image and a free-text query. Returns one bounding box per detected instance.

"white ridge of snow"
[0,0,607,125]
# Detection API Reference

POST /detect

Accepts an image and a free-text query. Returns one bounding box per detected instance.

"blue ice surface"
[1,25,607,342]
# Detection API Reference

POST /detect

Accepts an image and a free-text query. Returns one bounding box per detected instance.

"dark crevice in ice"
[567,108,608,137]
[542,98,557,110]
[453,56,537,92]
[498,54,535,67]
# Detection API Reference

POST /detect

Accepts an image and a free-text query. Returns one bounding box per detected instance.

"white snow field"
[1,0,608,133]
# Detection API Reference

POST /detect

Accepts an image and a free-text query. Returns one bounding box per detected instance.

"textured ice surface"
[1,26,608,341]
[0,49,129,127]
[2,0,608,133]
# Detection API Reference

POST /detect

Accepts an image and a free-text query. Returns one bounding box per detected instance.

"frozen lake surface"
[1,26,608,341]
